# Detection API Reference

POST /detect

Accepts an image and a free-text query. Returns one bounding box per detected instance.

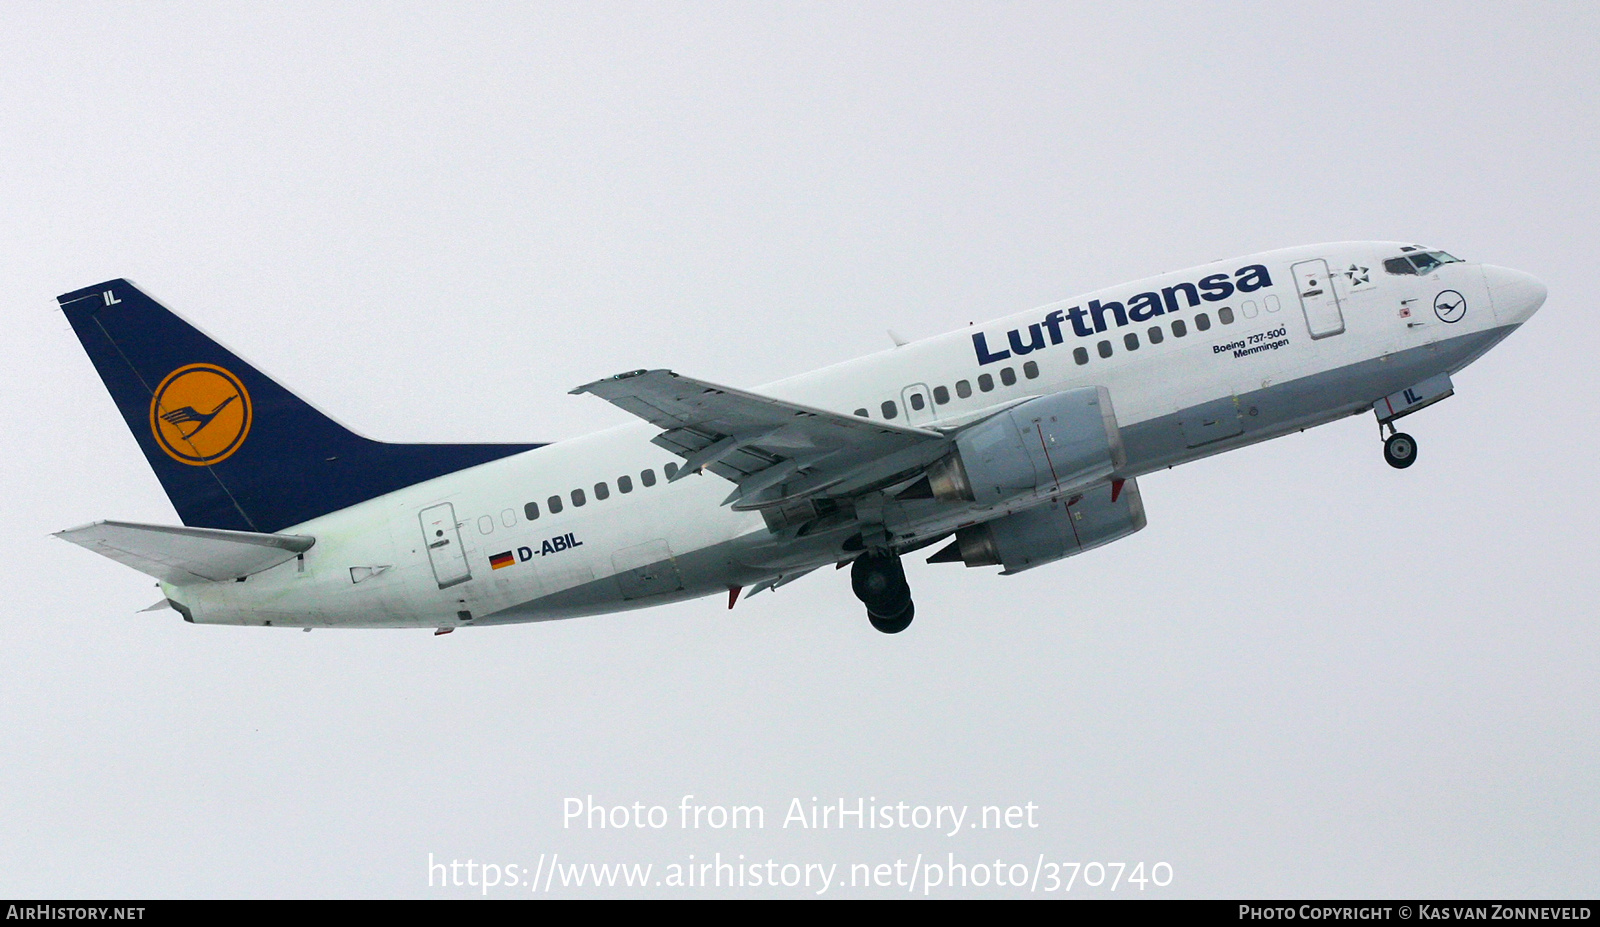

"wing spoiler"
[571,369,948,510]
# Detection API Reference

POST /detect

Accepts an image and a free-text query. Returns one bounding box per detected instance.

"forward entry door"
[1292,259,1346,339]
[419,503,471,589]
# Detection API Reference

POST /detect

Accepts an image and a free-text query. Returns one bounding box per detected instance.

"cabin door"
[1292,259,1346,339]
[419,502,472,589]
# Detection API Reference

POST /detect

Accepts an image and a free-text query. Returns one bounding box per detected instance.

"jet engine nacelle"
[931,478,1147,574]
[928,386,1125,506]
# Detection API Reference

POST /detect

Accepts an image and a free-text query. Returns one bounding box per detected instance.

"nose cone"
[1483,265,1547,324]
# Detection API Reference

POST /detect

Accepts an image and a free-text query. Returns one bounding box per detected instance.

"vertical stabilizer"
[59,279,541,532]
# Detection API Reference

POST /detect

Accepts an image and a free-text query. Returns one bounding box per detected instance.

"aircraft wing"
[55,520,316,585]
[571,369,949,510]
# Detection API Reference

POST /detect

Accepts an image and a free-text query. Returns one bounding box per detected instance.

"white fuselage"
[166,242,1544,629]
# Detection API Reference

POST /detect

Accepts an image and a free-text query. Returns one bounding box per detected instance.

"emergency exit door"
[419,502,471,589]
[901,383,936,425]
[1292,259,1346,339]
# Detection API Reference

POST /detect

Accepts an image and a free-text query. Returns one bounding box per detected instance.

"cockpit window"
[1383,250,1464,275]
[1408,253,1445,273]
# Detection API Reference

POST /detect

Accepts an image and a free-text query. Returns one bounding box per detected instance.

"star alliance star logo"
[1345,264,1371,286]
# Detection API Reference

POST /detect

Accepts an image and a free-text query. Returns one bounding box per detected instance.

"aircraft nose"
[1483,265,1547,324]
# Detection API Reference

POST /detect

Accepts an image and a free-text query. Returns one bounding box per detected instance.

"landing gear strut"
[1383,426,1417,469]
[851,552,914,634]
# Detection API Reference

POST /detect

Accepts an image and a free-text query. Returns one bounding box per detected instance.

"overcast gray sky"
[2,2,1596,898]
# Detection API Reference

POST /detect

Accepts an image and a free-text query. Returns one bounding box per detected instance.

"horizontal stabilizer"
[54,520,315,585]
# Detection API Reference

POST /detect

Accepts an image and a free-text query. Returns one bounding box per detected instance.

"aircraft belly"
[475,535,765,624]
[1119,325,1515,474]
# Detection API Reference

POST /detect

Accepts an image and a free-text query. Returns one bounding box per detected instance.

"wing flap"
[55,520,316,585]
[573,370,936,439]
[572,369,948,508]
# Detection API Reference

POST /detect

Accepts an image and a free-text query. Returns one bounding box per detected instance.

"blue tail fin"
[59,279,541,533]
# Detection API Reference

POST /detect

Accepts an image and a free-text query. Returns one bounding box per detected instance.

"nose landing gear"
[1382,416,1420,470]
[851,552,914,634]
[1374,377,1451,469]
[1383,427,1417,469]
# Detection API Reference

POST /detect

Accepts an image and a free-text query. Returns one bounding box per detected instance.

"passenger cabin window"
[547,494,563,514]
[1097,340,1113,358]
[641,469,656,487]
[1195,313,1211,331]
[1148,325,1164,345]
[664,462,678,479]
[1023,361,1039,379]
[909,393,926,411]
[1218,306,1234,325]
[1124,332,1139,351]
[572,488,587,507]
[1000,367,1017,386]
[594,481,609,501]
[956,380,972,398]
[854,408,869,417]
[978,374,994,392]
[1172,318,1188,337]
[618,475,633,494]
[1073,346,1089,365]
[933,385,950,404]
[881,400,898,419]
[524,501,540,520]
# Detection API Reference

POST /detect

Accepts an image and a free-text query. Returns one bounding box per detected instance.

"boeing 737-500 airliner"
[55,242,1546,633]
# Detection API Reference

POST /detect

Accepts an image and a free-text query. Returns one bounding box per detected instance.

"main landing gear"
[851,551,914,634]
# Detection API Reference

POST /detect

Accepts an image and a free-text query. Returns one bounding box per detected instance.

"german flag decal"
[489,551,515,570]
